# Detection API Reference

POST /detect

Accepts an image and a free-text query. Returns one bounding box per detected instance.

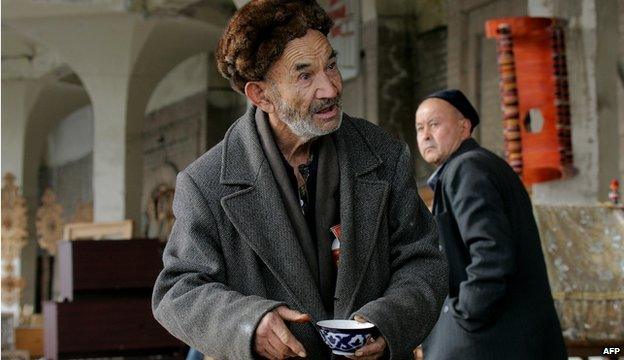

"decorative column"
[494,23,523,176]
[485,17,575,186]
[35,188,64,302]
[1,173,28,310]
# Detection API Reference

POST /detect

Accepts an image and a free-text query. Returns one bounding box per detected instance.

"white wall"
[145,52,207,114]
[47,105,93,167]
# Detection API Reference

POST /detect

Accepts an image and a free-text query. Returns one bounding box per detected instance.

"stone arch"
[20,66,91,310]
[122,18,222,224]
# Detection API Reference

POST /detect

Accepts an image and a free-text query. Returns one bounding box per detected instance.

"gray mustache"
[310,95,342,113]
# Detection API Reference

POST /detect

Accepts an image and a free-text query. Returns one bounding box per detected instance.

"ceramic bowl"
[316,319,377,356]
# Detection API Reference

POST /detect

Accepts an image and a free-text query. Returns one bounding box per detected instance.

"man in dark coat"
[151,1,448,359]
[416,89,567,360]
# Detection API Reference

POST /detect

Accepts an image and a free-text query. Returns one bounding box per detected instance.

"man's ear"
[245,81,275,113]
[461,117,472,138]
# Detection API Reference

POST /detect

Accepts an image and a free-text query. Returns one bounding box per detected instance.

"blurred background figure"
[416,89,566,360]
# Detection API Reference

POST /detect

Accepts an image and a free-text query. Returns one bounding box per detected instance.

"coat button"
[443,305,449,313]
[438,244,443,252]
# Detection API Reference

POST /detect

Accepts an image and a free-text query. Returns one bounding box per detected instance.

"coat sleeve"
[151,171,284,359]
[353,143,448,358]
[444,159,516,332]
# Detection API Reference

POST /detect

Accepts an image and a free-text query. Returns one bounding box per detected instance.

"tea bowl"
[316,319,377,356]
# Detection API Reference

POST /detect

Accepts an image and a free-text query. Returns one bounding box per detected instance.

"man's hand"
[346,315,387,360]
[254,306,311,359]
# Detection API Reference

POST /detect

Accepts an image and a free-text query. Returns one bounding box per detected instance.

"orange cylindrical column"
[485,17,574,186]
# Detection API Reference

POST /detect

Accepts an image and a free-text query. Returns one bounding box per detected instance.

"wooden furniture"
[14,327,43,358]
[56,238,162,301]
[44,239,184,360]
[63,220,133,241]
[44,298,182,359]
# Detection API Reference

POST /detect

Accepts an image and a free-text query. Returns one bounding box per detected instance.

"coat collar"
[444,137,479,166]
[333,114,384,176]
[431,138,480,213]
[220,106,383,186]
[430,138,480,187]
[219,106,265,186]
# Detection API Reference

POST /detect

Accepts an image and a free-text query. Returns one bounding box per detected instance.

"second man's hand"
[254,306,311,359]
[346,315,387,360]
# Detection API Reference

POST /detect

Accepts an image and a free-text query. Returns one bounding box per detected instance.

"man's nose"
[315,72,338,99]
[420,127,431,140]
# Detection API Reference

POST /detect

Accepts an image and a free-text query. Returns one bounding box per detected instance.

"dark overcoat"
[152,107,448,359]
[423,139,567,360]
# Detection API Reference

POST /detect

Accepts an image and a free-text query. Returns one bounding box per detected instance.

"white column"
[1,81,30,318]
[84,77,132,221]
[1,79,47,312]
[1,81,41,185]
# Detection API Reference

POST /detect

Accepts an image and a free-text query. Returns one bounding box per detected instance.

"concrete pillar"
[1,80,43,316]
[619,0,624,178]
[1,80,37,317]
[85,77,134,222]
[372,0,417,144]
[1,81,42,185]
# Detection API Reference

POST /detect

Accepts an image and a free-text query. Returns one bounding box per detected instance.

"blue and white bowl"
[316,319,377,356]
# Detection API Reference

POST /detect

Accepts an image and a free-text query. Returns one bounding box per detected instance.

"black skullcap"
[423,89,480,131]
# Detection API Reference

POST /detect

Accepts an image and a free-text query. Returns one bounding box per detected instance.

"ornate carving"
[1,172,28,306]
[35,189,64,255]
[493,23,523,176]
[72,201,93,223]
[146,184,175,242]
[1,173,28,261]
[1,272,25,305]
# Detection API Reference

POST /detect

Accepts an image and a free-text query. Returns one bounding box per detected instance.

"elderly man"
[415,89,566,359]
[152,1,447,359]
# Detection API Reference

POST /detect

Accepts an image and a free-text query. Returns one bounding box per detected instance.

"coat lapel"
[332,116,390,318]
[218,109,389,320]
[219,107,326,319]
[432,138,480,213]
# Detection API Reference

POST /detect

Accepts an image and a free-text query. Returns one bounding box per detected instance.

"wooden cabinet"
[57,239,163,301]
[44,239,184,360]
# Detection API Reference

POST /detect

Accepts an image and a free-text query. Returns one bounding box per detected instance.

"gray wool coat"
[151,106,448,359]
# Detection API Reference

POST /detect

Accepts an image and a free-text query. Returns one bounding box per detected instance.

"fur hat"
[216,0,333,93]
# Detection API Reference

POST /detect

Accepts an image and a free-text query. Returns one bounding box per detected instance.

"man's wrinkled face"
[265,29,343,140]
[415,98,471,166]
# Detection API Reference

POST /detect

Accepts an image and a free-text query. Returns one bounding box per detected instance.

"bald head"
[415,98,472,166]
